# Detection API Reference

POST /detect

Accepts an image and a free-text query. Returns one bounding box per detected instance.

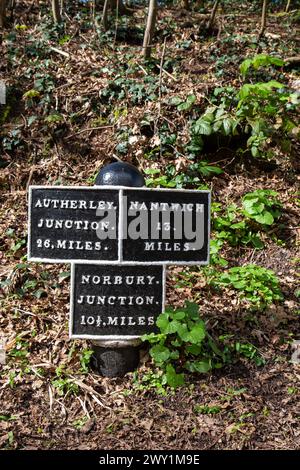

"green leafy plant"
[236,80,298,158]
[145,162,221,189]
[142,302,224,389]
[101,76,158,106]
[188,55,299,159]
[220,337,265,366]
[240,54,284,78]
[211,190,283,256]
[0,414,17,422]
[169,94,196,111]
[52,377,79,397]
[234,342,265,366]
[242,189,282,225]
[72,416,88,430]
[132,369,168,396]
[194,404,222,414]
[213,264,283,309]
[79,348,93,373]
[212,202,264,250]
[22,89,40,101]
[8,337,29,361]
[51,366,79,397]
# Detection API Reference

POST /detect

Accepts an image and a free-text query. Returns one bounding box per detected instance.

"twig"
[158,37,167,119]
[54,398,67,419]
[49,46,70,58]
[76,395,90,419]
[284,56,300,65]
[138,63,148,75]
[69,376,111,410]
[14,308,36,317]
[14,307,54,322]
[30,366,45,379]
[65,125,114,140]
[155,63,178,82]
[113,0,119,49]
[26,167,34,194]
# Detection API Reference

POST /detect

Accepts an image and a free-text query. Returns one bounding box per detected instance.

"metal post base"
[91,346,140,377]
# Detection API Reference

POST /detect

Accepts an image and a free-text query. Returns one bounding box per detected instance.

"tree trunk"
[102,0,110,31]
[111,0,131,15]
[0,0,6,28]
[182,0,189,9]
[142,0,157,60]
[51,0,62,23]
[207,0,220,31]
[258,0,267,40]
[285,0,291,12]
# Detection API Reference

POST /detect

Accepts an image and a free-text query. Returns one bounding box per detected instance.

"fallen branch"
[155,64,178,82]
[65,125,114,140]
[49,46,70,58]
[284,56,300,65]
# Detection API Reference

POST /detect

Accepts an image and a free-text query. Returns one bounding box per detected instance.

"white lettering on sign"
[80,275,156,285]
[76,295,155,305]
[144,242,190,251]
[129,201,204,212]
[80,315,155,327]
[34,199,116,210]
[125,196,205,251]
[37,219,109,230]
[36,239,102,251]
[29,185,210,265]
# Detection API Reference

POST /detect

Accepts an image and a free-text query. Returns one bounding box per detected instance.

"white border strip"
[69,263,166,340]
[29,184,211,193]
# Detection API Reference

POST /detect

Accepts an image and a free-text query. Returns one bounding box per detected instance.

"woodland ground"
[0,1,299,450]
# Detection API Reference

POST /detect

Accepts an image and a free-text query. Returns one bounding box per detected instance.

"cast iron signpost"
[27,162,211,376]
[70,264,165,339]
[28,187,119,262]
[28,187,210,265]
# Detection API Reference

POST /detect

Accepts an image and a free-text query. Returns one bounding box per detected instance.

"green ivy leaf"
[169,96,183,106]
[178,94,196,111]
[194,119,212,135]
[222,118,232,136]
[191,360,212,373]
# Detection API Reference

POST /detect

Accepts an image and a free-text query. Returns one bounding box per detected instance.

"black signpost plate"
[70,264,165,339]
[28,187,119,262]
[122,188,210,264]
[28,186,210,265]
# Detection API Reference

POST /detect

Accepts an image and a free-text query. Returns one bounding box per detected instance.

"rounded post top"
[95,162,145,188]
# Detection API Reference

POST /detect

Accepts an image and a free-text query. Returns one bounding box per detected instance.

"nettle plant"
[142,302,224,389]
[188,54,299,159]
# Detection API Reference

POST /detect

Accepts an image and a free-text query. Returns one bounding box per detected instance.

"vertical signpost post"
[28,162,210,377]
[90,162,163,376]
